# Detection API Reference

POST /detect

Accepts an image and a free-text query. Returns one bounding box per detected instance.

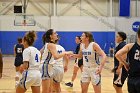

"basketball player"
[16,31,41,93]
[115,28,140,93]
[113,32,128,93]
[14,38,24,86]
[41,29,72,93]
[0,49,3,79]
[52,43,69,93]
[65,36,83,87]
[72,32,106,93]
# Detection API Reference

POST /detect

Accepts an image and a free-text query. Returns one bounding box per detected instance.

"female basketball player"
[73,32,106,93]
[52,43,69,93]
[65,36,83,87]
[16,31,41,93]
[113,32,128,93]
[14,38,24,86]
[115,28,140,93]
[41,29,72,93]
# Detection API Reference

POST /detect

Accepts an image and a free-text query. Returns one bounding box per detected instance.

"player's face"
[75,37,80,44]
[81,33,87,43]
[116,34,122,43]
[51,31,58,41]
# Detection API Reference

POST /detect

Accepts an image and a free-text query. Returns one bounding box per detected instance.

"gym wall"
[0,16,139,54]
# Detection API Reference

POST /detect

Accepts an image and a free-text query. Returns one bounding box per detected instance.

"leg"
[71,65,79,82]
[16,86,26,93]
[93,84,101,93]
[15,66,21,87]
[113,84,123,93]
[135,78,140,93]
[42,79,51,93]
[53,81,61,93]
[31,86,40,93]
[65,65,79,87]
[81,82,90,93]
[79,65,83,72]
[127,78,136,93]
[113,69,123,93]
[15,66,20,80]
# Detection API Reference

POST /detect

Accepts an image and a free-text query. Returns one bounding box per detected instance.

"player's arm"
[115,43,133,71]
[23,61,29,70]
[64,54,69,72]
[117,54,127,70]
[73,44,83,59]
[48,43,72,60]
[22,49,30,70]
[93,42,107,74]
[40,46,45,55]
[14,45,16,57]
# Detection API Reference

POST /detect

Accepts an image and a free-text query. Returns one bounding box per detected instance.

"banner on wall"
[119,0,130,17]
[132,21,140,32]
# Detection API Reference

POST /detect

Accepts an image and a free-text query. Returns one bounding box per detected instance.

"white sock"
[15,71,20,81]
[71,81,73,84]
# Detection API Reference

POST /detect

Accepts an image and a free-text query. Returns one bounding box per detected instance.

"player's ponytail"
[24,31,36,46]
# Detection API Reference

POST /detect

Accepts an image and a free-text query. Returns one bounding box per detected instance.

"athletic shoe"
[65,82,73,87]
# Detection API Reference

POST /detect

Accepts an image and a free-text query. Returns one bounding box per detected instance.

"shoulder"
[124,43,134,51]
[92,42,99,47]
[23,47,30,53]
[119,42,126,47]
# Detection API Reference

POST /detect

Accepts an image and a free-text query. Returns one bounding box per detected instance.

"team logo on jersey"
[132,21,140,32]
[58,50,62,54]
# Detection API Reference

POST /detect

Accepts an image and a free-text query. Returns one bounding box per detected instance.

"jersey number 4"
[35,54,39,62]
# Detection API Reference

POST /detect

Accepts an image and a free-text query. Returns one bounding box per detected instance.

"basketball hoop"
[14,14,35,26]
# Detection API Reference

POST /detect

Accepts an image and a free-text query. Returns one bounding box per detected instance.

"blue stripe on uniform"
[42,52,52,78]
[46,64,50,78]
[23,71,28,90]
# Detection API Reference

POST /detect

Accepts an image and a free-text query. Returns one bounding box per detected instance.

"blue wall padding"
[119,0,130,16]
[0,31,115,54]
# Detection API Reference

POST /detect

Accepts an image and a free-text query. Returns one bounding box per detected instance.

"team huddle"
[14,28,140,93]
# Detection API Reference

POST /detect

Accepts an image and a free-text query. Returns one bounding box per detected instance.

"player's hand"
[124,63,129,71]
[96,66,102,74]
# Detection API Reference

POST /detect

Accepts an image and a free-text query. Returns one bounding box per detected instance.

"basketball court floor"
[0,56,128,93]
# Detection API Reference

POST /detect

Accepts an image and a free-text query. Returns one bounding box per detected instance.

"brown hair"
[23,31,36,46]
[17,37,22,43]
[83,32,94,42]
[44,29,54,43]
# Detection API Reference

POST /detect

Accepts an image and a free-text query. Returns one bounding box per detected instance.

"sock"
[71,81,73,84]
[15,71,20,81]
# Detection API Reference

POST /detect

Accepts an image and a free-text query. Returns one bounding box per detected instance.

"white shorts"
[41,63,53,80]
[52,66,64,83]
[19,70,41,90]
[81,67,101,85]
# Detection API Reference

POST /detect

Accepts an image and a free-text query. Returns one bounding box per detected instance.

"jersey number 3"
[35,54,39,62]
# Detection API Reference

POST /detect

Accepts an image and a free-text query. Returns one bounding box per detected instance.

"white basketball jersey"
[53,45,65,67]
[41,43,54,64]
[23,46,41,70]
[81,42,97,67]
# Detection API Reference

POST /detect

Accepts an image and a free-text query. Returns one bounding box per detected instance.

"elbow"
[115,53,119,59]
[54,56,59,60]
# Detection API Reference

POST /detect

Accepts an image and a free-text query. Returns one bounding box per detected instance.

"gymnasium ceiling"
[0,0,111,16]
